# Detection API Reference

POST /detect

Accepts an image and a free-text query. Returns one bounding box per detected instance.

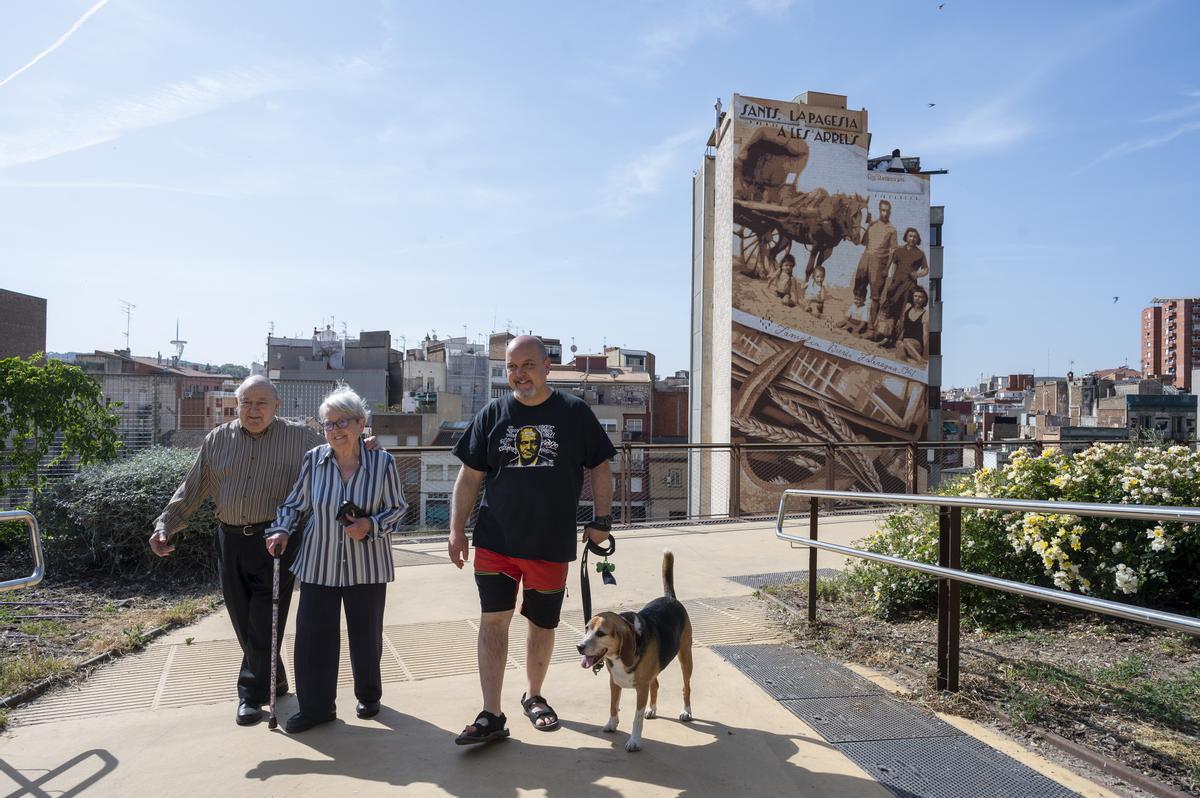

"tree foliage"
[0,354,121,500]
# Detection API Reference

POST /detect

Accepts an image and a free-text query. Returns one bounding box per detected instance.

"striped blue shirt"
[267,442,406,586]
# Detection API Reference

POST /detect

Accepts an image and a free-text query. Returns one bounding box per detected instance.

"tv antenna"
[170,320,187,362]
[118,299,135,350]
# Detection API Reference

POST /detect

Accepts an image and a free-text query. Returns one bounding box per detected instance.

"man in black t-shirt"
[448,335,616,744]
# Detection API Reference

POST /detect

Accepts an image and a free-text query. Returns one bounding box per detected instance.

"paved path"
[0,519,1117,797]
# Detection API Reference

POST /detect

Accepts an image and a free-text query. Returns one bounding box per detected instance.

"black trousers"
[294,581,387,718]
[215,527,297,704]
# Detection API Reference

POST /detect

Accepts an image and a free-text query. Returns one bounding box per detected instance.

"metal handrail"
[775,489,1200,691]
[775,490,1200,636]
[0,510,46,592]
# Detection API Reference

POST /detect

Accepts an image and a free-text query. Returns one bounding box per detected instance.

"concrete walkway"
[0,519,1117,797]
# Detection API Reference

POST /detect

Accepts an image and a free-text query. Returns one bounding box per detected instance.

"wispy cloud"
[0,57,374,170]
[0,0,110,90]
[912,2,1155,158]
[1140,101,1200,125]
[600,128,704,215]
[0,179,236,197]
[1080,89,1200,172]
[1083,120,1200,171]
[594,0,799,90]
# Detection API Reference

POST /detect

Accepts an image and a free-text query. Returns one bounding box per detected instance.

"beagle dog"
[576,550,693,752]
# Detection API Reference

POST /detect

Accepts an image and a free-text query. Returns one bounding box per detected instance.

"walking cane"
[268,554,280,730]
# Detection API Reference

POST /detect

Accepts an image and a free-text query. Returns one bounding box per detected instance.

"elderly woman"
[265,386,405,733]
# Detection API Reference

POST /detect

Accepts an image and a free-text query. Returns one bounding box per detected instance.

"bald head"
[505,336,551,405]
[507,335,547,361]
[235,374,279,400]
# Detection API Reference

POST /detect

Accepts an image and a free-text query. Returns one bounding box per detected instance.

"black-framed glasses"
[321,418,357,431]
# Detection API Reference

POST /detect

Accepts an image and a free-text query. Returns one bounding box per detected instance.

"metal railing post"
[936,505,962,692]
[908,441,920,493]
[0,510,45,592]
[824,443,835,512]
[808,496,819,624]
[729,444,742,519]
[620,443,632,526]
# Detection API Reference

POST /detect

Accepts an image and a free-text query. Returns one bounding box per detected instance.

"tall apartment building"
[1141,297,1199,392]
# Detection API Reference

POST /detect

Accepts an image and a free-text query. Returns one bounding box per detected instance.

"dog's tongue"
[580,654,600,669]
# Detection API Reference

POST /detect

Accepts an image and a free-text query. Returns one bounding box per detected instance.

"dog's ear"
[618,616,638,669]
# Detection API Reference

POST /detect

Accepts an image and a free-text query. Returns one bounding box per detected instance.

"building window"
[631,477,643,493]
[665,468,682,487]
[598,419,618,432]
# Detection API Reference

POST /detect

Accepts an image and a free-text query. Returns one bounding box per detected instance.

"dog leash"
[580,533,616,627]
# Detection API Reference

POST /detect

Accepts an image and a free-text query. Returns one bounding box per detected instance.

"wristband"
[587,514,613,533]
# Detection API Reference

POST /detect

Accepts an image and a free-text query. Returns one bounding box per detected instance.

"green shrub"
[846,444,1200,625]
[35,447,216,581]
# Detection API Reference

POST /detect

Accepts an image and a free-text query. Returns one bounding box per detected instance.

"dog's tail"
[662,549,676,600]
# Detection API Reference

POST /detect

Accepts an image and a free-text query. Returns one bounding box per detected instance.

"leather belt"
[220,521,273,537]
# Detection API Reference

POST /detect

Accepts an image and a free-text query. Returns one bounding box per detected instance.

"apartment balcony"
[621,430,645,442]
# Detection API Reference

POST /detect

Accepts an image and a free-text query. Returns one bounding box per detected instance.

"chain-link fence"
[381,438,1198,534]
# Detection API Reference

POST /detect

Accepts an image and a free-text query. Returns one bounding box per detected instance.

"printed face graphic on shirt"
[500,424,558,468]
[517,427,541,464]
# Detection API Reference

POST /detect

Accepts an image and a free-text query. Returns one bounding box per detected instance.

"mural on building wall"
[729,94,930,511]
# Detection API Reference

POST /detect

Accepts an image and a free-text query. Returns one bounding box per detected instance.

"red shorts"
[473,548,569,628]
[473,548,568,590]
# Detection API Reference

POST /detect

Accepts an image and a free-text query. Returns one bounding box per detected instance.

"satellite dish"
[570,344,577,353]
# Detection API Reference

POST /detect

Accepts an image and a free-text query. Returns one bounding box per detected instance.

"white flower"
[1114,564,1139,594]
[1111,542,1123,554]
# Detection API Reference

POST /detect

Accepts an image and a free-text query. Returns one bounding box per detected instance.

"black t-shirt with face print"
[452,390,617,562]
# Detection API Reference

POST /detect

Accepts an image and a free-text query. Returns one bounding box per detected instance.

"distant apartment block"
[267,327,397,418]
[75,350,232,447]
[0,288,47,360]
[1141,297,1199,392]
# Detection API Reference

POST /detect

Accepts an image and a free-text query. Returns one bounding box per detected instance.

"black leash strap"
[580,534,615,625]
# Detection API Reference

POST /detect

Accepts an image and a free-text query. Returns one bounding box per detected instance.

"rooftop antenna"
[268,320,275,337]
[170,320,187,363]
[118,299,135,350]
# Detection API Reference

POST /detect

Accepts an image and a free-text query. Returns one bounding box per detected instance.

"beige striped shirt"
[155,418,323,536]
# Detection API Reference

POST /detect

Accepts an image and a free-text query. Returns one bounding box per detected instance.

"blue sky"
[1,0,1196,388]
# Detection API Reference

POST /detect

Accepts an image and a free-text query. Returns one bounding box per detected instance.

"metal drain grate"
[726,569,842,588]
[11,595,783,727]
[779,696,961,743]
[716,643,1079,798]
[840,737,1079,798]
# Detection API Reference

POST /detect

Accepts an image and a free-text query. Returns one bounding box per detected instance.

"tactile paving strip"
[716,643,1079,798]
[10,595,784,727]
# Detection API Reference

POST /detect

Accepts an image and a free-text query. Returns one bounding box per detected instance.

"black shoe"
[236,701,263,726]
[275,680,290,697]
[285,711,336,734]
[356,700,381,719]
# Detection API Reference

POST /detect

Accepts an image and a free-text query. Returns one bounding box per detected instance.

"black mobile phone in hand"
[336,500,367,526]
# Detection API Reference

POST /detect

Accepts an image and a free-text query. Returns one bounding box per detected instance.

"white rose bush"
[846,444,1200,625]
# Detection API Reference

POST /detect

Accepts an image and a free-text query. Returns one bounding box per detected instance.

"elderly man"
[149,375,324,726]
[448,335,616,744]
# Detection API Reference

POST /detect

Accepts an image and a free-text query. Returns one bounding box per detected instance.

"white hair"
[235,375,279,400]
[319,384,369,423]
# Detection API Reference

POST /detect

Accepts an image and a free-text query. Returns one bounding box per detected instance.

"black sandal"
[454,710,510,745]
[520,692,560,731]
